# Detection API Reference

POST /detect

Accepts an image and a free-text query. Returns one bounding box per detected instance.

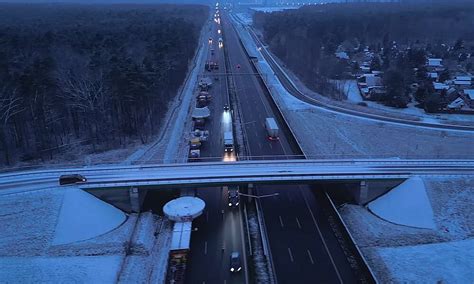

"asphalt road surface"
[184,14,247,284]
[221,12,358,283]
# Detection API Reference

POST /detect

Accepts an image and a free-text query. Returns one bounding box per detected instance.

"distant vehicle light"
[230,268,234,272]
[229,203,232,207]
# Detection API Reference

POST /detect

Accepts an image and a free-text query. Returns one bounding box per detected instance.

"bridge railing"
[1,154,474,175]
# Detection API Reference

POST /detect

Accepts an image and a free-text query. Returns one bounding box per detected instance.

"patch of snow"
[163,196,205,221]
[0,256,122,283]
[53,188,126,245]
[250,7,300,13]
[0,188,63,256]
[339,177,474,282]
[235,13,253,25]
[368,177,435,229]
[377,239,474,283]
[332,80,363,102]
[118,215,173,284]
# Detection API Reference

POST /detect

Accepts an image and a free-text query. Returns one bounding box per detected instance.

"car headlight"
[237,267,242,271]
[235,202,239,206]
[228,203,232,206]
[230,268,234,272]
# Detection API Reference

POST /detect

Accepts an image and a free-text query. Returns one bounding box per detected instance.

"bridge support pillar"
[129,187,147,213]
[355,179,405,205]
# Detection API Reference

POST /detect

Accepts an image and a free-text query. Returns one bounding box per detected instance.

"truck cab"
[224,131,234,152]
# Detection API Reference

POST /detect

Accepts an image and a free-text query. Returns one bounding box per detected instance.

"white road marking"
[287,247,294,263]
[279,215,284,228]
[296,217,302,229]
[307,249,314,265]
[300,187,343,283]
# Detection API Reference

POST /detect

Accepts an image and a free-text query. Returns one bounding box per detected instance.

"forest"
[254,3,474,106]
[0,3,208,166]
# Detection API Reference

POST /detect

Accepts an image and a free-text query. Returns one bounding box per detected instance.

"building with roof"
[462,89,474,108]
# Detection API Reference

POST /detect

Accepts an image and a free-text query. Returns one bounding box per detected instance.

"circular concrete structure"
[163,196,205,222]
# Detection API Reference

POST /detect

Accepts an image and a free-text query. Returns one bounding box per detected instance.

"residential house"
[427,58,443,67]
[461,89,474,108]
[453,76,472,89]
[433,82,449,91]
[335,51,349,60]
[447,97,467,110]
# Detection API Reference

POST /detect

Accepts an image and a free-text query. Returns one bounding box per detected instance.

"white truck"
[264,117,279,140]
[224,131,234,153]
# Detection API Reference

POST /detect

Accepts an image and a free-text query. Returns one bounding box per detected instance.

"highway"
[184,13,247,284]
[221,11,360,283]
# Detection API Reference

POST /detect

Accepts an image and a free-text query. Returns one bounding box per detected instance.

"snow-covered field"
[340,177,474,283]
[0,255,123,283]
[0,186,174,282]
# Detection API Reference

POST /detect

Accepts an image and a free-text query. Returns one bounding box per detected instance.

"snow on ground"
[235,13,253,25]
[118,214,173,284]
[340,177,474,282]
[250,7,300,13]
[377,239,474,283]
[0,255,122,283]
[0,188,63,256]
[332,79,363,102]
[53,188,126,245]
[365,100,474,124]
[368,177,436,229]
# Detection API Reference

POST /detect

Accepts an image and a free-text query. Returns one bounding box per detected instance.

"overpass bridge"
[77,159,474,189]
[3,159,472,212]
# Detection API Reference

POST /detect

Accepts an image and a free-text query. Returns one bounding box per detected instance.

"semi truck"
[223,131,234,152]
[264,117,279,140]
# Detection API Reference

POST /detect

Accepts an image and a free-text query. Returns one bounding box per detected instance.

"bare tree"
[0,87,24,165]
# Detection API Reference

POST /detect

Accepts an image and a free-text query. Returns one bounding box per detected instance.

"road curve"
[242,21,474,132]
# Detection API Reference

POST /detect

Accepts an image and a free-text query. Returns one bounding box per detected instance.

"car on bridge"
[59,174,87,185]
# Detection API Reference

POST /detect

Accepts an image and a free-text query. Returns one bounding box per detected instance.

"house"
[427,58,443,67]
[368,87,387,100]
[335,51,349,60]
[433,82,449,91]
[447,97,466,110]
[455,76,472,81]
[428,72,438,80]
[453,76,472,88]
[358,74,383,88]
[360,65,371,73]
[461,89,474,108]
[454,80,472,88]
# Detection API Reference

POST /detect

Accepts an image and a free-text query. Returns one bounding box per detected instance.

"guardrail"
[228,13,378,283]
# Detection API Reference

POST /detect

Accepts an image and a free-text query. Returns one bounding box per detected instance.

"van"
[59,174,87,185]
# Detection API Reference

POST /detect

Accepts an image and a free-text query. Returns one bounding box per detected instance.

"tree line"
[0,3,208,166]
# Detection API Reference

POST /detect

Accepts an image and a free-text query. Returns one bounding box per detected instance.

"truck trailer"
[264,117,279,140]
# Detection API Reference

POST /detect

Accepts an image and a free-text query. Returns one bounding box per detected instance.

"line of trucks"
[188,78,213,161]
